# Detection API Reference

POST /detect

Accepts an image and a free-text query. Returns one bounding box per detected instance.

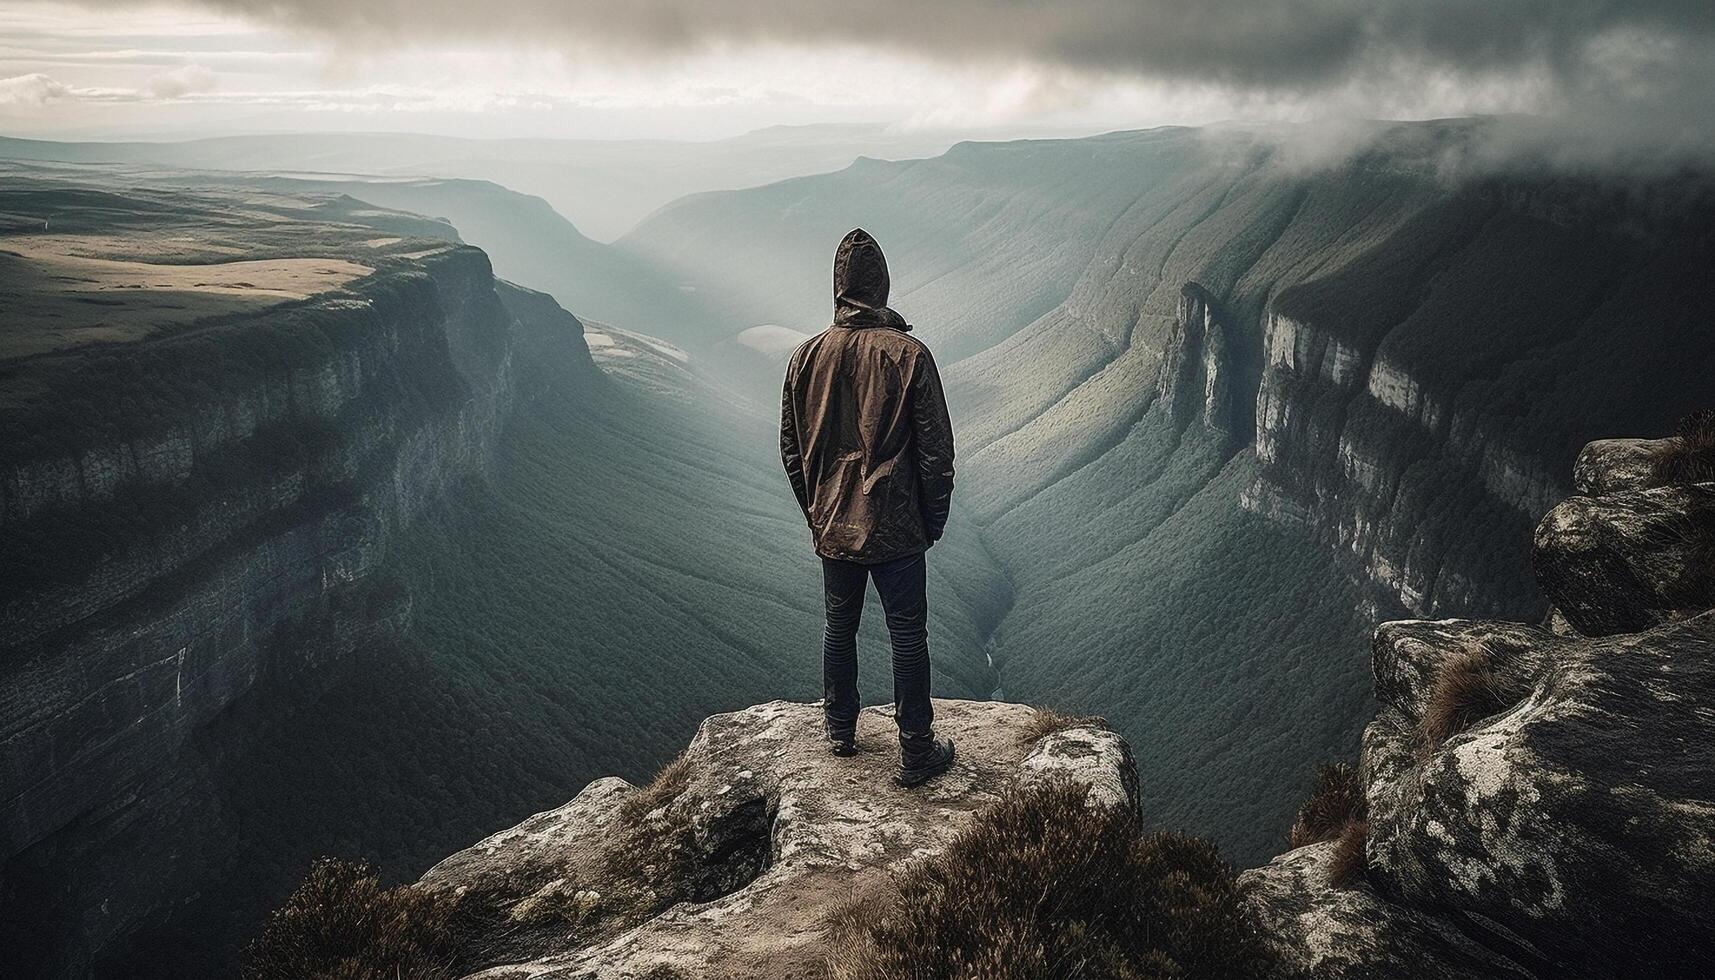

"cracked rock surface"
[1360,613,1715,978]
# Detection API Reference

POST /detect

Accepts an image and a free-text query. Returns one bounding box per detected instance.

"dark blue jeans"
[822,551,934,740]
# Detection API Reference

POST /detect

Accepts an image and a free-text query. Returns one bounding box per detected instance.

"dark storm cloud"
[141,0,1715,94]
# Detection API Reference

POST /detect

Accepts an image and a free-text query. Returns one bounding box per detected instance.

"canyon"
[3,119,1714,975]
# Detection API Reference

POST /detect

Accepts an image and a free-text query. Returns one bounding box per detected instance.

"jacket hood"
[832,228,911,331]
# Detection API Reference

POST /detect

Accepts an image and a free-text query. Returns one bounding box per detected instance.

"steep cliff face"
[1157,283,1240,437]
[0,189,531,971]
[1243,301,1552,620]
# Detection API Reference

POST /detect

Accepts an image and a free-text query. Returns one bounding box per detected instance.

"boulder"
[1533,482,1715,636]
[423,699,1138,980]
[1361,613,1715,978]
[1571,437,1661,496]
[1242,840,1532,979]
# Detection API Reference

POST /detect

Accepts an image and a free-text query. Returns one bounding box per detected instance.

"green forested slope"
[105,281,1005,976]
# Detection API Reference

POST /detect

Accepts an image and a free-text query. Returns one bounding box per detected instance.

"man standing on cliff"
[780,228,958,787]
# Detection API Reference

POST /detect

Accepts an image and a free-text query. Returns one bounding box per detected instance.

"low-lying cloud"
[145,63,217,98]
[0,65,217,105]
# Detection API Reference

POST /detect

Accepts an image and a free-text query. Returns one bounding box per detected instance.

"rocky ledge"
[420,699,1134,979]
[1247,428,1715,979]
[301,429,1712,980]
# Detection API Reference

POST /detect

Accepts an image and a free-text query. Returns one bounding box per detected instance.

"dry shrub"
[1326,820,1370,889]
[1015,707,1109,746]
[828,780,1276,980]
[1419,648,1519,753]
[241,858,462,980]
[619,751,691,823]
[1289,764,1370,891]
[601,751,702,920]
[1288,763,1366,849]
[253,753,706,978]
[1650,409,1715,487]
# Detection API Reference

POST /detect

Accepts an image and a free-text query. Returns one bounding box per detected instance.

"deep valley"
[3,119,1714,976]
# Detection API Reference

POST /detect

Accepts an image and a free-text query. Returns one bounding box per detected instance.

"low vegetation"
[1015,707,1110,746]
[1326,819,1371,890]
[828,780,1276,980]
[1288,763,1365,849]
[617,751,692,823]
[241,858,463,980]
[1650,410,1715,486]
[1288,763,1370,890]
[1418,648,1519,753]
[247,751,712,978]
[599,751,703,921]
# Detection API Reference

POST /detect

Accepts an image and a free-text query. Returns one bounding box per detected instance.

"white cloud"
[145,62,215,96]
[0,70,141,103]
[0,67,219,105]
[0,71,71,104]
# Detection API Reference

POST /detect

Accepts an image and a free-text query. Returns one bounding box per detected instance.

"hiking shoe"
[826,719,858,757]
[896,736,956,787]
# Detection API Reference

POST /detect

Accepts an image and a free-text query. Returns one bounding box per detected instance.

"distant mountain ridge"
[0,124,966,241]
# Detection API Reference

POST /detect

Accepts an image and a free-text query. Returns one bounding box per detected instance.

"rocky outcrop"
[1533,436,1715,637]
[1157,282,1239,436]
[408,423,1715,979]
[1244,840,1531,979]
[1361,616,1715,977]
[0,245,542,974]
[419,699,1136,979]
[1246,434,1715,979]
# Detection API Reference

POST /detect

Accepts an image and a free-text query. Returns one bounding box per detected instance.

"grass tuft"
[1649,409,1715,486]
[240,858,463,980]
[828,780,1276,980]
[600,751,704,922]
[1418,648,1517,753]
[1326,819,1370,889]
[1288,763,1366,849]
[1014,707,1110,746]
[1289,763,1370,891]
[251,752,713,976]
[618,751,692,823]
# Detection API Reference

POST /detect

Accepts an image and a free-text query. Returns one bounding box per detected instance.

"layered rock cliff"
[0,220,533,972]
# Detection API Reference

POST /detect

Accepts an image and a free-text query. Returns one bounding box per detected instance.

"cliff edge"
[420,700,1134,978]
[253,426,1715,979]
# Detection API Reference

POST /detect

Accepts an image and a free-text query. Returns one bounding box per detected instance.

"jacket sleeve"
[780,362,811,521]
[910,347,956,541]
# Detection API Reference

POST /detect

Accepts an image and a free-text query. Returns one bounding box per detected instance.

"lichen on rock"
[421,699,1139,979]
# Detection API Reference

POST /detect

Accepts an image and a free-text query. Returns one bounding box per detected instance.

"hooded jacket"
[780,228,955,563]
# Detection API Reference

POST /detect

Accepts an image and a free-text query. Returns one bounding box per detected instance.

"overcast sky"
[2,0,1711,146]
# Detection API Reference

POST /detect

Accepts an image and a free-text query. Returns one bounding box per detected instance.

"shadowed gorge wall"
[0,241,521,975]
